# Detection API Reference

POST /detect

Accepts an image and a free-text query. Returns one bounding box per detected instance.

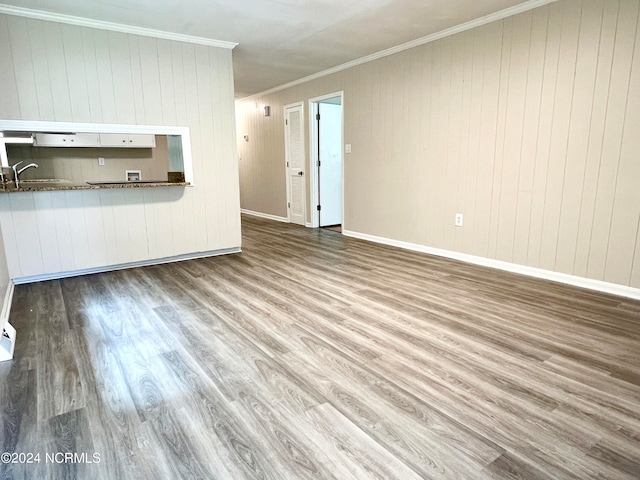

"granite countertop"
[1,180,190,192]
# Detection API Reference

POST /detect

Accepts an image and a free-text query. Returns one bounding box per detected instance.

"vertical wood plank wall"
[236,0,640,289]
[0,14,241,280]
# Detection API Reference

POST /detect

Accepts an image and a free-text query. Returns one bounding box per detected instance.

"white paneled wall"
[236,0,640,289]
[0,14,241,280]
[0,225,10,293]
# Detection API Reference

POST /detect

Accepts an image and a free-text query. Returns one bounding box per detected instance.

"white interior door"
[318,102,342,227]
[285,104,305,225]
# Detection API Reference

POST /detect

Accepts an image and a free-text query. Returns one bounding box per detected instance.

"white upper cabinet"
[33,132,155,148]
[34,133,100,147]
[99,133,156,148]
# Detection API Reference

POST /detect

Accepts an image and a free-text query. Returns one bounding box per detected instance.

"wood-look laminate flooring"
[1,214,640,479]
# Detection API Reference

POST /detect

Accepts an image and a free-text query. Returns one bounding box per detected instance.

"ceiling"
[2,0,538,97]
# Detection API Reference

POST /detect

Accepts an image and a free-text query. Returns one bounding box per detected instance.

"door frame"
[284,101,306,225]
[308,91,344,229]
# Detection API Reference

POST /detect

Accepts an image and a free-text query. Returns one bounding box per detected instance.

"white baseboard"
[13,247,241,284]
[342,229,640,301]
[241,209,289,223]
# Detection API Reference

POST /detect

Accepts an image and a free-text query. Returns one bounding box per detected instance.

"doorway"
[310,92,343,230]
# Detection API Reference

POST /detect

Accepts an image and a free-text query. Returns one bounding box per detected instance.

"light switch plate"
[98,157,105,166]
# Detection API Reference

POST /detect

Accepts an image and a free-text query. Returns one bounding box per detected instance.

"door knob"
[298,171,304,176]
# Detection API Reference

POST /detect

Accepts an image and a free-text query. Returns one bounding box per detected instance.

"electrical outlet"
[98,157,105,166]
[455,213,463,227]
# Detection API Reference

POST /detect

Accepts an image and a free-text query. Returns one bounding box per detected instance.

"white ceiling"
[2,0,541,97]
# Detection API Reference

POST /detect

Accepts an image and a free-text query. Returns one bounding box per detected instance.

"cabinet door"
[99,133,129,147]
[35,133,100,147]
[127,134,156,148]
[99,133,155,148]
[34,133,69,146]
[67,133,100,147]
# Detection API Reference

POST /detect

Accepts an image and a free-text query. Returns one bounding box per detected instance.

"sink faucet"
[11,161,39,188]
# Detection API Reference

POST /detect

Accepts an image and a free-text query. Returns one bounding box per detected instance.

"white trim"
[0,279,14,334]
[0,321,15,362]
[241,0,558,101]
[0,136,33,166]
[309,101,319,228]
[0,4,237,49]
[0,280,15,362]
[0,120,195,185]
[12,247,240,284]
[0,119,189,135]
[308,92,344,229]
[241,209,289,223]
[342,229,640,301]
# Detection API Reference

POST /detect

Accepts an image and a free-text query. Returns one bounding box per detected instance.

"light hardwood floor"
[1,214,639,479]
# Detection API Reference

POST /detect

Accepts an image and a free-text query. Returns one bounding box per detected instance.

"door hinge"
[317,160,321,167]
[285,119,288,125]
[316,113,320,121]
[288,202,291,208]
[287,161,289,167]
[317,205,321,211]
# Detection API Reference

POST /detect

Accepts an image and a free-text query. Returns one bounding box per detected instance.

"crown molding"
[241,0,557,101]
[0,3,238,49]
